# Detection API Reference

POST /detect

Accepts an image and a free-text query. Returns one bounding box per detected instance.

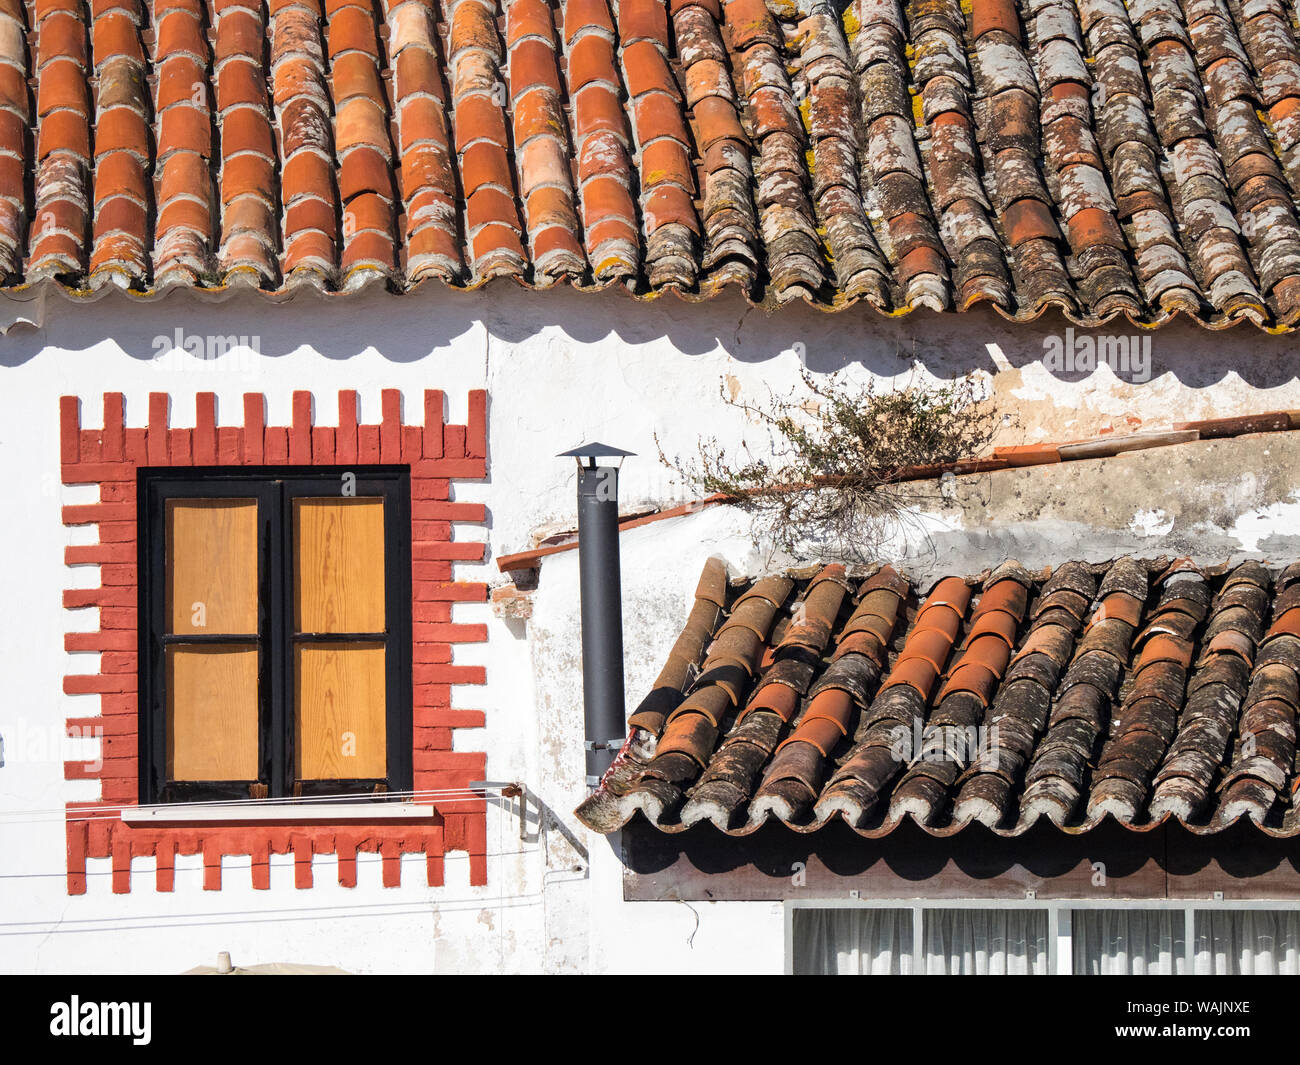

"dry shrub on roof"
[658,369,1003,561]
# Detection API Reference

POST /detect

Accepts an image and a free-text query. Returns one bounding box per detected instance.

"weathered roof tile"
[1,0,1299,326]
[580,555,1300,838]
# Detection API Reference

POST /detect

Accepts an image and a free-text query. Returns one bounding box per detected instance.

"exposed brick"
[382,841,401,887]
[413,541,486,561]
[102,393,125,461]
[195,392,217,464]
[64,502,134,524]
[402,425,422,462]
[413,457,487,479]
[415,750,485,771]
[100,562,137,584]
[169,428,193,465]
[243,393,264,464]
[419,708,486,728]
[413,500,485,520]
[426,850,445,887]
[79,429,103,461]
[413,664,486,685]
[265,426,289,463]
[60,396,79,463]
[148,393,169,464]
[293,835,314,889]
[156,839,175,892]
[410,558,454,580]
[423,389,445,457]
[422,623,488,643]
[412,683,452,708]
[64,673,137,693]
[252,841,271,890]
[124,427,147,465]
[64,760,101,780]
[64,586,134,608]
[358,423,380,461]
[413,560,457,581]
[413,581,487,601]
[65,630,136,652]
[100,482,135,503]
[291,391,312,464]
[100,694,138,716]
[381,389,401,462]
[58,388,487,896]
[62,461,136,485]
[98,522,137,544]
[411,519,452,540]
[203,841,221,890]
[218,426,241,465]
[66,821,88,895]
[443,424,466,457]
[337,837,358,887]
[112,836,131,893]
[99,608,136,630]
[312,426,336,464]
[467,389,487,458]
[414,726,454,749]
[410,478,452,501]
[337,390,359,463]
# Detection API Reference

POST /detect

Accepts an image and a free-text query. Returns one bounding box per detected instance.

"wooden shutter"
[292,497,388,781]
[163,498,260,782]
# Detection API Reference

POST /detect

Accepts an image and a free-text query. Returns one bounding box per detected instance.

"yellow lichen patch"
[595,254,631,276]
[841,6,860,39]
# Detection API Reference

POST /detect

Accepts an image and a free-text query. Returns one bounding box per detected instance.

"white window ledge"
[121,802,437,825]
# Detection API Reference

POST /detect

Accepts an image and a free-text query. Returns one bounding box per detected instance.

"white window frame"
[784,897,1300,974]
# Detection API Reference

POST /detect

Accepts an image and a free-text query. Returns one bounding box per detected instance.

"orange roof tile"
[2,0,1300,328]
[578,556,1300,839]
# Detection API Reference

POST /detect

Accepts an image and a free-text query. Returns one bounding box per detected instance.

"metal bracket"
[584,739,624,752]
[469,781,527,839]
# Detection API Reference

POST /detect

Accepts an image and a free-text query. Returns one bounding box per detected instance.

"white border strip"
[121,802,437,824]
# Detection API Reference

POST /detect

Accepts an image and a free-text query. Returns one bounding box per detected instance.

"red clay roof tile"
[0,0,1290,322]
[578,559,1300,836]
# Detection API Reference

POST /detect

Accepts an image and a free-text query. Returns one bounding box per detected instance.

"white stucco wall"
[1,283,1299,974]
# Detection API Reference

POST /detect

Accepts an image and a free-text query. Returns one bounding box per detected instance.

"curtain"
[924,909,1048,974]
[1073,910,1186,975]
[792,909,913,974]
[1195,911,1300,974]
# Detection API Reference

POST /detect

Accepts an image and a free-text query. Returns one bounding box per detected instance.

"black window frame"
[137,465,413,805]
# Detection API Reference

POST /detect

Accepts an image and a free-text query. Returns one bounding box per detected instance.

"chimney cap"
[558,442,636,461]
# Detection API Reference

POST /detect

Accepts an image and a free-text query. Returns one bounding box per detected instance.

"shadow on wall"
[1,281,1297,390]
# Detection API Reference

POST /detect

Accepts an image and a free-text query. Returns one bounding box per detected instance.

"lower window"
[1194,911,1300,975]
[792,908,912,975]
[792,905,1300,974]
[1072,909,1186,975]
[138,466,412,804]
[792,907,1047,975]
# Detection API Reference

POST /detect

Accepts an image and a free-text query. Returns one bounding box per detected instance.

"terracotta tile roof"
[5,0,1300,328]
[575,554,1300,837]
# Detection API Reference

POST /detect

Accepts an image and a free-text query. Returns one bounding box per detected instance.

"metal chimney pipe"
[559,443,634,786]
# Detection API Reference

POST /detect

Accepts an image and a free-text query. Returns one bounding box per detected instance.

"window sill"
[121,802,437,825]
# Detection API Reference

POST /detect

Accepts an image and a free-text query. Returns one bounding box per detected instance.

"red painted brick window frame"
[60,389,489,894]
